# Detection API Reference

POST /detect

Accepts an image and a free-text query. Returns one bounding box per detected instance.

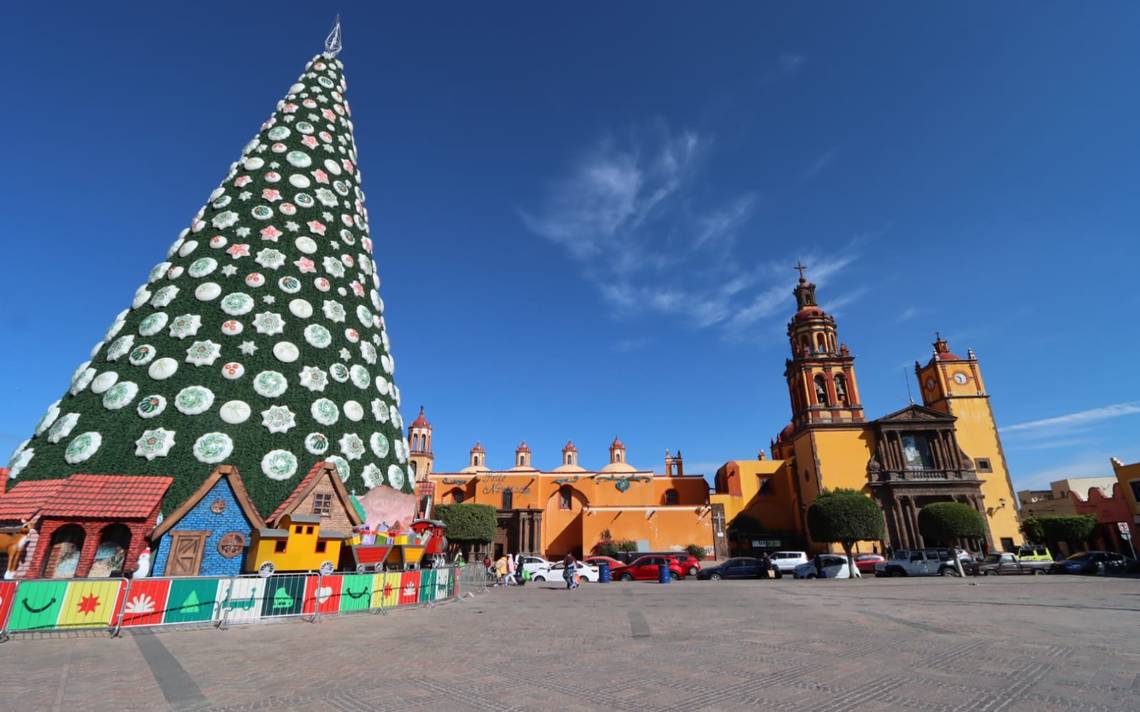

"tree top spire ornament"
[7,23,414,517]
[324,15,343,58]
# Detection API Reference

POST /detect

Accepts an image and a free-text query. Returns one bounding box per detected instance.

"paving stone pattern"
[4,576,1139,711]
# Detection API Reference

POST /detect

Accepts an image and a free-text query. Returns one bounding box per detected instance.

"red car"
[854,553,885,574]
[584,555,624,571]
[610,555,686,582]
[665,553,703,577]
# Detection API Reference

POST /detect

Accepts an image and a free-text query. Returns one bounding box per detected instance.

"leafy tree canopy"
[918,502,986,545]
[807,489,884,544]
[1022,515,1096,545]
[433,503,497,543]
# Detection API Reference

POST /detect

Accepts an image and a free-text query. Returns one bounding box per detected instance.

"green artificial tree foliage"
[6,42,413,517]
[806,489,884,579]
[434,504,497,555]
[918,502,986,546]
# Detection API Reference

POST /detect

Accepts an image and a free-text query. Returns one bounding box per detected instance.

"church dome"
[410,406,430,430]
[600,461,637,474]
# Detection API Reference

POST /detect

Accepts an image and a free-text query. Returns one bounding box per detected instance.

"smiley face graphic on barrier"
[337,574,372,613]
[7,580,67,631]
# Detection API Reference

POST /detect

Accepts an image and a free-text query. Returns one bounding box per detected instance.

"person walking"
[494,554,509,586]
[506,552,517,586]
[563,553,578,590]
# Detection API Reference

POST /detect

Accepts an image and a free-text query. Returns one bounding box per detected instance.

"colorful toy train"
[247,517,447,576]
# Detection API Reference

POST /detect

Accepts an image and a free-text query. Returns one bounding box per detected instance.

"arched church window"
[559,486,572,510]
[814,374,830,406]
[834,374,849,406]
[664,489,679,505]
[502,489,513,510]
[816,333,826,352]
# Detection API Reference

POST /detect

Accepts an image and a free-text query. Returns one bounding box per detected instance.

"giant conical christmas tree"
[6,21,414,516]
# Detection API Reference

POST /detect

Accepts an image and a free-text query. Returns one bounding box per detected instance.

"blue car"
[1049,551,1133,575]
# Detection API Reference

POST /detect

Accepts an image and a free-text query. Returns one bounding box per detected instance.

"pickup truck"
[967,552,1050,576]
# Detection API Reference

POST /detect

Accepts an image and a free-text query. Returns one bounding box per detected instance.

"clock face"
[953,372,969,385]
[924,378,935,391]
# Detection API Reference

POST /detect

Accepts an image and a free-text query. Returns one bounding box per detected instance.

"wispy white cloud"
[1002,402,1140,435]
[800,149,835,182]
[520,123,864,339]
[898,306,920,322]
[613,337,652,353]
[1013,456,1119,491]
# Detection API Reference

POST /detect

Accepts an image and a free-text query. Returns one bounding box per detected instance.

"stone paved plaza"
[5,576,1139,711]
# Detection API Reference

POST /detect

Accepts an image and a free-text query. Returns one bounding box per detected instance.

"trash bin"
[598,562,611,583]
[658,563,671,584]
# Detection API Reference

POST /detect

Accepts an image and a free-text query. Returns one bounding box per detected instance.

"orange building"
[712,265,1023,556]
[415,410,715,559]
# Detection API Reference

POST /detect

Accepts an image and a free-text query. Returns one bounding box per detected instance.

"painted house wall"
[152,478,254,577]
[581,508,713,554]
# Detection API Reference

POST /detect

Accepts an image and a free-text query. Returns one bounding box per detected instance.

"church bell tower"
[783,263,864,429]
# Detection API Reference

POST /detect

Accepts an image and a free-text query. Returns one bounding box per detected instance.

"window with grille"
[313,493,333,516]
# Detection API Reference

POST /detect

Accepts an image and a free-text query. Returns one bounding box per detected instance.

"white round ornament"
[221,293,255,315]
[327,455,350,483]
[136,394,166,419]
[106,335,135,362]
[175,385,214,415]
[64,432,103,465]
[262,450,299,481]
[388,464,407,490]
[311,398,339,425]
[289,174,311,189]
[195,282,222,301]
[344,400,364,422]
[253,370,288,398]
[35,402,60,436]
[221,362,245,380]
[220,400,251,424]
[194,432,234,464]
[102,381,138,410]
[289,298,313,318]
[221,320,243,336]
[305,432,330,455]
[90,371,119,395]
[139,312,169,336]
[370,432,390,458]
[273,342,299,363]
[178,240,199,258]
[48,412,80,443]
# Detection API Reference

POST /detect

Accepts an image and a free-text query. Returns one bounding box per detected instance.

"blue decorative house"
[150,465,265,577]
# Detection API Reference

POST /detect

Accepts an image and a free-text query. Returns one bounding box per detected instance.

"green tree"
[434,504,497,557]
[685,543,707,560]
[1020,516,1046,544]
[1038,515,1097,552]
[918,502,986,546]
[593,539,637,558]
[6,31,413,517]
[806,489,884,579]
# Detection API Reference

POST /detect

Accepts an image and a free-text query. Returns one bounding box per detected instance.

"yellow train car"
[245,514,350,575]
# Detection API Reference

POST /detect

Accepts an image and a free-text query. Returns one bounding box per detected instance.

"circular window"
[217,532,246,558]
[211,499,226,514]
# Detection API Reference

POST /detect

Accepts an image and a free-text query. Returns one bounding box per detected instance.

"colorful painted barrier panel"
[377,571,400,608]
[398,571,419,606]
[418,569,436,604]
[337,574,372,613]
[0,581,17,631]
[261,575,308,618]
[58,580,125,629]
[7,580,68,631]
[302,574,342,615]
[119,579,172,628]
[434,568,449,601]
[164,578,224,625]
[216,578,263,624]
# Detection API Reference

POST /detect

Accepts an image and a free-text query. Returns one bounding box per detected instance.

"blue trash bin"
[598,562,611,583]
[658,563,671,584]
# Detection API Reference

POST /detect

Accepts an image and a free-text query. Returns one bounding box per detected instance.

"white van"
[769,551,809,573]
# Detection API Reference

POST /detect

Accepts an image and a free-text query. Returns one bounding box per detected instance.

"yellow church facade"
[712,267,1023,555]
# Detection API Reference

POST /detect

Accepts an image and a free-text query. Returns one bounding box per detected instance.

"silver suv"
[874,548,961,577]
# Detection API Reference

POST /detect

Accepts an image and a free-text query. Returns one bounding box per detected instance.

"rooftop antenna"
[903,367,914,405]
[323,15,343,58]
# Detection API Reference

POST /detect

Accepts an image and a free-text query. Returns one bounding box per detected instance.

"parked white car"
[793,554,858,579]
[518,555,552,575]
[769,551,809,573]
[531,561,599,583]
[874,548,962,577]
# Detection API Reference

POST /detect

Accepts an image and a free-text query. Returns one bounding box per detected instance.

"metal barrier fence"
[0,565,463,641]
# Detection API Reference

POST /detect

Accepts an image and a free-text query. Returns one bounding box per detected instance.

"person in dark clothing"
[814,554,825,578]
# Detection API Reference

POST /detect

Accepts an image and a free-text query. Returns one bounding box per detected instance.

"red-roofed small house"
[0,474,171,579]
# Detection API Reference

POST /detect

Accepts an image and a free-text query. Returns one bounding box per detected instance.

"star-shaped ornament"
[262,295,276,304]
[239,341,258,355]
[285,221,300,232]
[227,243,250,258]
[221,265,238,277]
[339,347,352,361]
[235,226,252,238]
[239,191,252,201]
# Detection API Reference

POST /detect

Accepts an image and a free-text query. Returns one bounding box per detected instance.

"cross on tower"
[794,261,807,281]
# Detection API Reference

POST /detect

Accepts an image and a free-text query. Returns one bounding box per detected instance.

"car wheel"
[984,570,998,576]
[710,573,722,581]
[1032,568,1046,576]
[670,572,680,581]
[805,573,816,579]
[890,568,906,577]
[533,576,545,582]
[620,573,633,582]
[940,568,960,577]
[689,566,699,576]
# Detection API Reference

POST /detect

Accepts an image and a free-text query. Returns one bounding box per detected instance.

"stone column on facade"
[889,499,905,550]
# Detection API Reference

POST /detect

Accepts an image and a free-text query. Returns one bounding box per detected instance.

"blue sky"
[2,3,1138,491]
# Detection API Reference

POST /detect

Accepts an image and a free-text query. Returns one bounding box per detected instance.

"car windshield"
[1065,553,1090,561]
[892,551,909,560]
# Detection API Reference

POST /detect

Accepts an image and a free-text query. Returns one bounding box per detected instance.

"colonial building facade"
[712,267,1023,555]
[415,413,715,559]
